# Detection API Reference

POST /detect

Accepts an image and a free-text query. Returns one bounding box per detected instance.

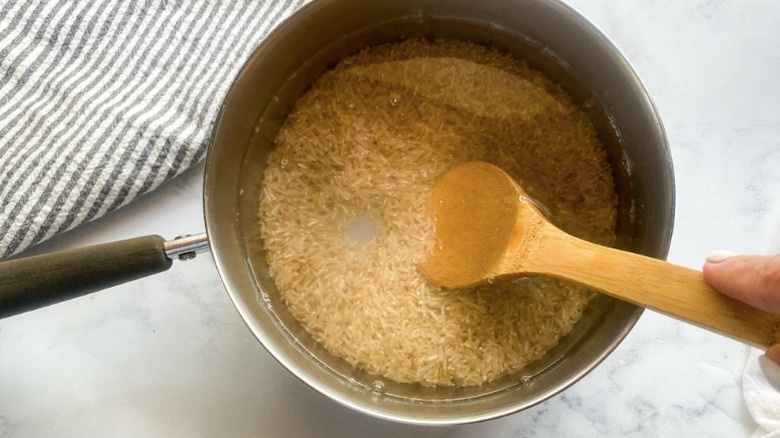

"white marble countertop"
[2,1,780,436]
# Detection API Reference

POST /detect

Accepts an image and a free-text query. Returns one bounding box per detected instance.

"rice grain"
[259,39,617,387]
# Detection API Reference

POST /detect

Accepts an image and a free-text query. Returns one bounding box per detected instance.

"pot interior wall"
[206,0,673,425]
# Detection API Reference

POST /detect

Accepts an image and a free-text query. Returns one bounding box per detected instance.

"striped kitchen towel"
[0,0,305,258]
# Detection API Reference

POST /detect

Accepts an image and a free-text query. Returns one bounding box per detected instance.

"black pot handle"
[0,235,173,318]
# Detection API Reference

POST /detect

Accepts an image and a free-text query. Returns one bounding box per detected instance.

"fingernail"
[706,250,737,263]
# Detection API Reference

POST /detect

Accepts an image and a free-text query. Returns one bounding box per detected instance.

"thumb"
[703,253,780,314]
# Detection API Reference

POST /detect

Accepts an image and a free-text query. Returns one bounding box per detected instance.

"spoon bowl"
[420,161,780,348]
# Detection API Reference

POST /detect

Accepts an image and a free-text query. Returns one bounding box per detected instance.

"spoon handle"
[527,225,780,348]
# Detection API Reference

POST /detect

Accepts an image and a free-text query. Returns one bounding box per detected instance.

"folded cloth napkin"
[0,0,305,258]
[745,349,780,437]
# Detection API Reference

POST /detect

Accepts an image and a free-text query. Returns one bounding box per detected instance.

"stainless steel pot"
[207,0,673,424]
[0,0,674,425]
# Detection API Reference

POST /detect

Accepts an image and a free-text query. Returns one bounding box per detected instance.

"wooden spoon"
[419,161,780,348]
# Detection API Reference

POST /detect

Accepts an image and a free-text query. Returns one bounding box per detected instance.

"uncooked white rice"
[259,39,617,387]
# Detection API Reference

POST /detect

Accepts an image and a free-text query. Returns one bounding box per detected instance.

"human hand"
[703,251,780,363]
